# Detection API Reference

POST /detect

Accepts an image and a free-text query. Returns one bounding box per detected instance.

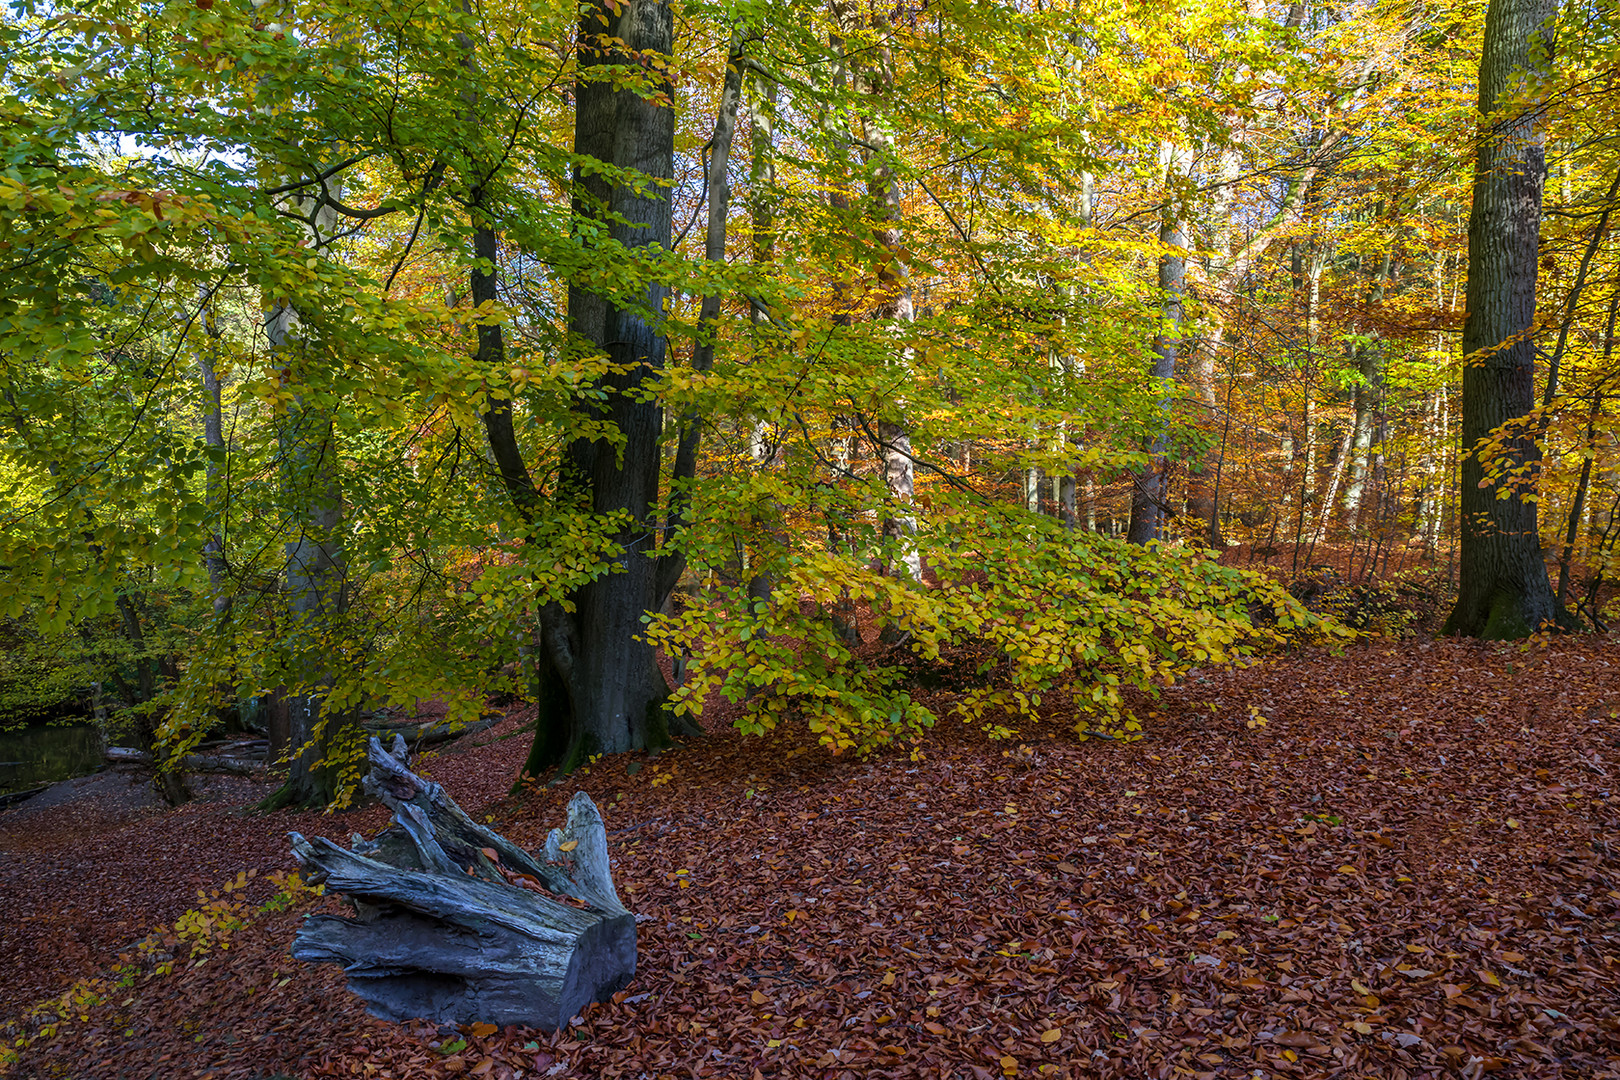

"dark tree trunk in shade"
[1443,0,1562,638]
[473,0,695,776]
[560,0,685,763]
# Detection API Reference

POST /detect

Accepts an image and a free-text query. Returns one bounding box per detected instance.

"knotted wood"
[288,737,635,1029]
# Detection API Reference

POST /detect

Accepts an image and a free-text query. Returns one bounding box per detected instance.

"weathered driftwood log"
[288,737,635,1029]
[362,711,503,751]
[105,747,263,775]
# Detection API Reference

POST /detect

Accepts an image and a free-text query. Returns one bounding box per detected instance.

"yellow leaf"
[882,971,895,986]
[1477,969,1502,987]
[1351,979,1371,996]
[751,990,769,1005]
[558,840,579,852]
[1338,865,1358,874]
[1040,1028,1062,1043]
[1000,1054,1019,1075]
[468,1022,497,1038]
[1351,1022,1373,1035]
[1506,819,1520,830]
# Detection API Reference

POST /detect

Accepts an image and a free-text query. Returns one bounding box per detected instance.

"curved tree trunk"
[1443,0,1562,638]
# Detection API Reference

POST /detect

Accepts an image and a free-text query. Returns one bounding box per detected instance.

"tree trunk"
[1556,290,1618,613]
[256,161,358,810]
[1128,147,1190,546]
[115,591,191,805]
[839,0,922,583]
[666,25,749,595]
[485,0,685,776]
[1307,424,1354,564]
[745,73,783,606]
[1186,145,1241,546]
[197,290,229,618]
[264,286,353,808]
[1443,0,1561,638]
[1342,247,1395,531]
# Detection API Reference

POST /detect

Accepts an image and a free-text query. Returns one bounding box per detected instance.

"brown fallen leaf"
[1273,1031,1326,1049]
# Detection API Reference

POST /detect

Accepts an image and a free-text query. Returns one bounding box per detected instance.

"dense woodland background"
[2,0,1620,1074]
[2,0,1618,799]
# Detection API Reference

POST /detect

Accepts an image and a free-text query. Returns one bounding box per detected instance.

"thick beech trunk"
[1444,0,1561,638]
[557,0,679,763]
[290,738,634,1029]
[475,0,693,778]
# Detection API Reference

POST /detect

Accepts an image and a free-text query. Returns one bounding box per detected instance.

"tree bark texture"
[1444,0,1561,638]
[252,161,359,808]
[290,738,634,1029]
[1128,157,1190,546]
[489,0,686,775]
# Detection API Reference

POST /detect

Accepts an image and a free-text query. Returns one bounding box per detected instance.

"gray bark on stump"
[288,737,635,1029]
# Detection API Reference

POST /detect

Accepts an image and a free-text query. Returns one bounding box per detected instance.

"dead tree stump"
[287,737,635,1029]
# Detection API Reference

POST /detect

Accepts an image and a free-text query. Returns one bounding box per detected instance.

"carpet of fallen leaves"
[5,634,1620,1080]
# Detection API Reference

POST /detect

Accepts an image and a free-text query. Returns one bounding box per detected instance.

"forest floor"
[3,634,1620,1080]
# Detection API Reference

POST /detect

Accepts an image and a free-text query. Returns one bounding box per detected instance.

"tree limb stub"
[288,737,635,1028]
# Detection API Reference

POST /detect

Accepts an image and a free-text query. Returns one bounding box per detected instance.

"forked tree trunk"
[261,172,357,810]
[290,737,635,1029]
